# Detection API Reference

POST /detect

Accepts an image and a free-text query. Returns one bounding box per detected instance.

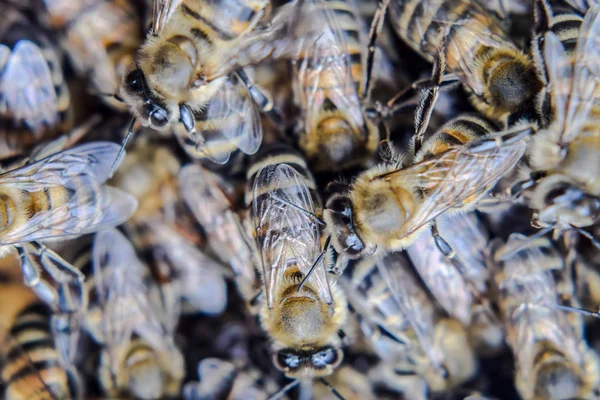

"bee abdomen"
[2,303,76,400]
[420,114,495,158]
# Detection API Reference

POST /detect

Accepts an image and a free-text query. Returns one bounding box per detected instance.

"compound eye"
[150,108,169,127]
[311,348,339,368]
[273,351,301,371]
[125,69,143,92]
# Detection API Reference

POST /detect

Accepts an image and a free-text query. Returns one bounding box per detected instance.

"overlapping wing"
[382,137,525,238]
[251,163,331,307]
[293,0,364,132]
[186,74,261,164]
[1,40,58,134]
[91,229,167,360]
[545,6,600,145]
[0,143,137,244]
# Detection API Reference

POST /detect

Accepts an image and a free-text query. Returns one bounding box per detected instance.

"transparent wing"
[375,254,446,374]
[560,5,600,144]
[179,164,256,284]
[188,75,261,164]
[251,163,331,307]
[293,0,364,131]
[406,233,473,325]
[92,229,166,355]
[145,220,228,316]
[2,40,58,133]
[383,137,525,237]
[151,0,183,35]
[0,185,137,245]
[0,142,123,190]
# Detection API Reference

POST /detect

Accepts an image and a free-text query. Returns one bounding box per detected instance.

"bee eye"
[273,351,301,371]
[311,348,339,368]
[125,69,143,92]
[150,109,169,127]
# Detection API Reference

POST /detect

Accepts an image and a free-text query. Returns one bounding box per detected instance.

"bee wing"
[294,0,364,133]
[179,164,256,283]
[92,229,168,352]
[0,142,122,189]
[145,221,228,316]
[384,138,525,238]
[375,254,445,373]
[0,185,137,245]
[407,233,473,325]
[151,0,183,35]
[559,5,600,144]
[190,75,261,164]
[1,40,58,133]
[251,163,331,307]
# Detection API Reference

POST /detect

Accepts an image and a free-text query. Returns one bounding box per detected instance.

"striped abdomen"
[295,0,376,170]
[416,114,495,160]
[2,303,78,400]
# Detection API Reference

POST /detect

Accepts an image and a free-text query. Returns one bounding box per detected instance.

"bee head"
[531,175,600,229]
[121,68,173,131]
[324,193,364,258]
[272,346,343,379]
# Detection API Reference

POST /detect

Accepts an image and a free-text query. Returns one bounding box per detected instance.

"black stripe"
[5,359,63,385]
[10,320,51,337]
[43,187,52,210]
[17,303,51,319]
[180,4,237,41]
[190,28,213,47]
[6,338,55,362]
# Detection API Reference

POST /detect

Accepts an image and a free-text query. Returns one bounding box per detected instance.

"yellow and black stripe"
[2,303,79,400]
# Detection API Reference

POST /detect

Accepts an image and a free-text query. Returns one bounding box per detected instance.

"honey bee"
[0,142,137,319]
[340,253,477,394]
[370,0,543,127]
[512,5,600,245]
[0,283,82,400]
[493,234,600,400]
[111,143,228,315]
[183,357,277,400]
[180,163,259,302]
[323,86,526,259]
[291,0,381,171]
[85,228,185,400]
[245,144,347,381]
[0,3,72,160]
[40,0,143,110]
[118,0,305,165]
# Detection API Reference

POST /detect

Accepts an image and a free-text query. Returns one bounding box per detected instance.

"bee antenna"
[109,118,137,178]
[269,379,300,400]
[555,303,600,319]
[319,378,345,400]
[298,236,331,293]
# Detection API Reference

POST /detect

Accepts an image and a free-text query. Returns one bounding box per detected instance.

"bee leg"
[16,244,62,307]
[363,0,390,102]
[32,242,85,314]
[235,69,283,126]
[413,52,446,154]
[110,117,137,177]
[364,73,459,120]
[51,313,80,367]
[466,123,535,153]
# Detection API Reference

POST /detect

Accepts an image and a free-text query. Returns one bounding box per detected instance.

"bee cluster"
[0,0,599,399]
